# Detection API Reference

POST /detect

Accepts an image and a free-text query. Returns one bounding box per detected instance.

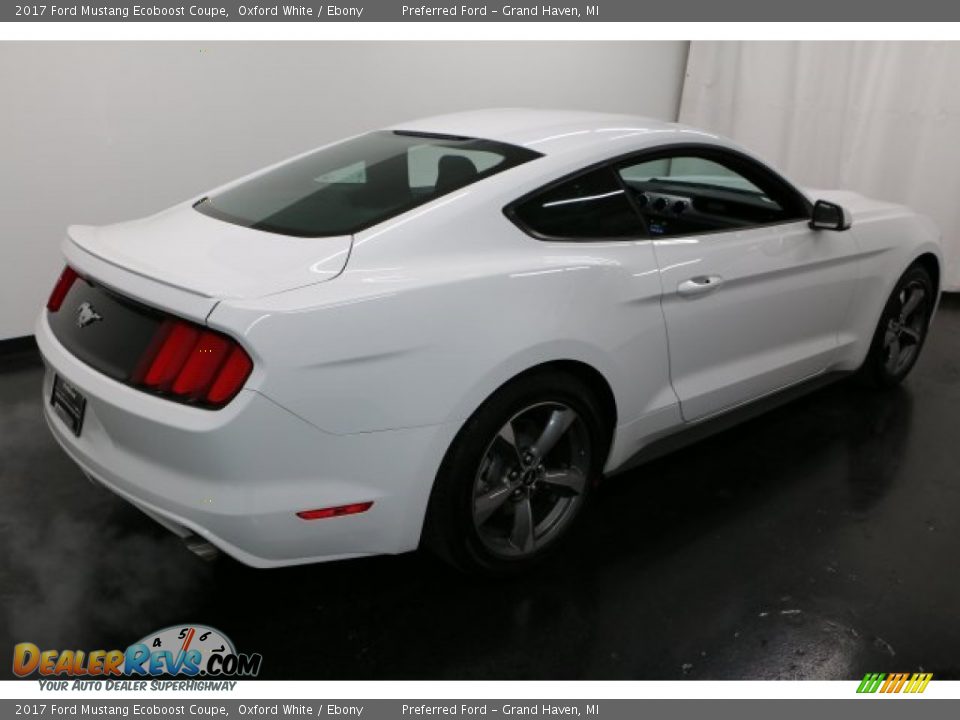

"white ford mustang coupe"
[38,109,942,572]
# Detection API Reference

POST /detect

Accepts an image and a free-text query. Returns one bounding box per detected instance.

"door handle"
[677,275,725,297]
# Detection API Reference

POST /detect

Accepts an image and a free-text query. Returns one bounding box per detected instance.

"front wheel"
[859,264,934,387]
[424,371,608,574]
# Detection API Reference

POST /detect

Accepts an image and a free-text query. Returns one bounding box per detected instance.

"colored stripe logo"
[857,672,933,694]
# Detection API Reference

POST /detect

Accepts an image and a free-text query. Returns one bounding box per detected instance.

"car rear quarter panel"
[208,197,679,466]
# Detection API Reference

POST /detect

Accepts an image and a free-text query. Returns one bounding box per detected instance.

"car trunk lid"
[66,202,354,303]
[48,203,351,400]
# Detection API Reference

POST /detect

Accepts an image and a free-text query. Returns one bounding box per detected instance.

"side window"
[617,154,801,237]
[511,167,644,240]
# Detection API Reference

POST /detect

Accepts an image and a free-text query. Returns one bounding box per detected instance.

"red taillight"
[141,321,202,389]
[206,346,254,406]
[132,318,252,408]
[296,502,374,521]
[47,266,79,312]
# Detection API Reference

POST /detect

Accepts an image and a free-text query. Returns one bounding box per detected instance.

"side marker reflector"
[296,502,374,521]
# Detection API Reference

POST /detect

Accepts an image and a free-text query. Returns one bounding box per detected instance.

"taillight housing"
[131,318,253,409]
[47,266,80,311]
[45,263,252,409]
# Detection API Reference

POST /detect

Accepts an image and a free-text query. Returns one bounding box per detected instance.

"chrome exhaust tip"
[184,534,220,562]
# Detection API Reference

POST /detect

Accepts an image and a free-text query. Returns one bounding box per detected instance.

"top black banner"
[5,0,960,22]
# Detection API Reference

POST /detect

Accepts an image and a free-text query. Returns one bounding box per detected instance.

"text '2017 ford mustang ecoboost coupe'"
[38,109,942,572]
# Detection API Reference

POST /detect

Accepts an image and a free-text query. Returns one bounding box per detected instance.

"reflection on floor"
[2,297,959,680]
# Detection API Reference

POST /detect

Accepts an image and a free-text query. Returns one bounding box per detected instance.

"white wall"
[0,41,689,340]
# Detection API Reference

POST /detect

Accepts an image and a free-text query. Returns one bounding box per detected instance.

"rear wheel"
[859,264,934,387]
[424,371,607,574]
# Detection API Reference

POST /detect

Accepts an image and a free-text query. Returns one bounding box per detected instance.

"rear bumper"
[36,312,448,567]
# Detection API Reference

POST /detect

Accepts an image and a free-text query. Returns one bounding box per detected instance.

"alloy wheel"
[471,402,591,558]
[882,280,929,375]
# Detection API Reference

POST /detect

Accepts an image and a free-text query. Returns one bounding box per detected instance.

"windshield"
[195,130,541,237]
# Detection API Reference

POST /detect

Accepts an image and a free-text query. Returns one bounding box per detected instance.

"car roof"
[389,108,724,156]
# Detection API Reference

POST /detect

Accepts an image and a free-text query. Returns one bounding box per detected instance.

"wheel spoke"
[541,467,586,497]
[883,327,898,348]
[496,421,524,465]
[900,287,925,320]
[885,337,901,373]
[529,408,576,461]
[509,497,535,552]
[474,485,514,525]
[900,326,921,344]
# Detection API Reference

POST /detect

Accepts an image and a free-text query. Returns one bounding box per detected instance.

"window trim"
[503,143,813,243]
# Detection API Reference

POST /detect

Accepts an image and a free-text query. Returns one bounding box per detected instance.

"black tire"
[423,370,608,575]
[858,263,935,388]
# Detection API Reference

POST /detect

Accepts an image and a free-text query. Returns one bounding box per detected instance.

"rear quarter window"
[508,167,645,241]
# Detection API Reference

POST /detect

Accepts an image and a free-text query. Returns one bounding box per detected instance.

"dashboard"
[624,179,790,237]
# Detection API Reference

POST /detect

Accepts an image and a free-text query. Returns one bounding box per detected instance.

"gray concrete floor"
[1,298,959,679]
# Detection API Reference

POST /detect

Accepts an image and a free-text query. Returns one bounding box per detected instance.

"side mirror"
[809,199,852,231]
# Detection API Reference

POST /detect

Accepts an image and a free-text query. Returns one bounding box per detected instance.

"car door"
[616,149,860,422]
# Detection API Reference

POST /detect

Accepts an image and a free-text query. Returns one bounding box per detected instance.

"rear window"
[195,131,541,237]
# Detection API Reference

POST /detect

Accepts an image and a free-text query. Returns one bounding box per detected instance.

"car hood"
[67,203,353,301]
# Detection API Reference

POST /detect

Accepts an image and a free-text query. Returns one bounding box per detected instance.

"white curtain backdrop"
[679,41,960,291]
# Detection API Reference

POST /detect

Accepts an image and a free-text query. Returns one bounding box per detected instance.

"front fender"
[835,211,943,372]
